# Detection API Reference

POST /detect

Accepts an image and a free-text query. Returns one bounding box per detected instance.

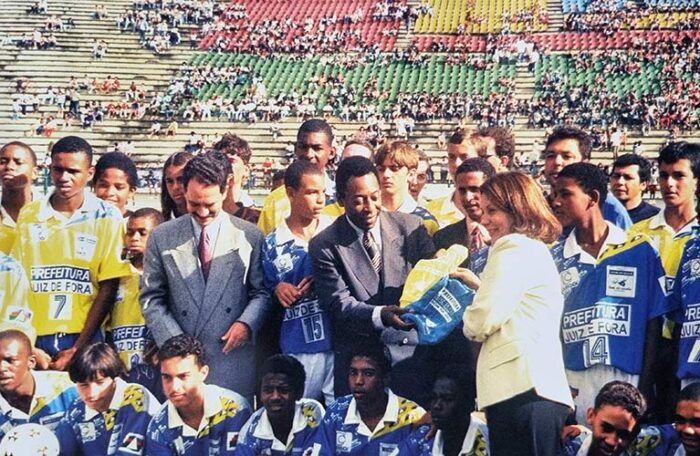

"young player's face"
[586,405,637,456]
[377,157,413,198]
[295,132,335,170]
[659,159,698,209]
[480,194,514,244]
[0,339,35,394]
[455,171,488,223]
[348,356,385,407]
[447,142,477,180]
[341,174,382,231]
[76,373,117,412]
[164,164,187,209]
[409,160,429,201]
[260,373,299,421]
[610,165,645,205]
[185,178,224,228]
[93,167,135,216]
[675,399,700,455]
[551,176,594,228]
[430,377,464,431]
[287,173,325,221]
[0,145,37,191]
[125,216,158,258]
[50,152,94,203]
[160,355,208,409]
[543,139,584,186]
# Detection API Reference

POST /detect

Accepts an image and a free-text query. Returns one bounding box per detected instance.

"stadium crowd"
[1,117,700,456]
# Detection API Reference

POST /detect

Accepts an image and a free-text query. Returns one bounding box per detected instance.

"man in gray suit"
[141,152,270,400]
[309,156,436,403]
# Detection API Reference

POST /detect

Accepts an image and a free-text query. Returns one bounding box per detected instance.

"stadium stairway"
[546,0,565,31]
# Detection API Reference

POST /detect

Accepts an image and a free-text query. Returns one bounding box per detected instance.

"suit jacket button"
[225,308,232,313]
[181,311,187,316]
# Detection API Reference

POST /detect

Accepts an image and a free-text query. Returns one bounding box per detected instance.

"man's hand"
[49,346,77,371]
[32,348,52,370]
[380,305,415,331]
[274,282,301,308]
[221,321,251,354]
[297,276,314,298]
[450,267,481,290]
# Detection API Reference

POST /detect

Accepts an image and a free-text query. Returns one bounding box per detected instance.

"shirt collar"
[345,214,382,246]
[190,211,225,243]
[0,205,14,228]
[276,215,334,247]
[252,402,309,450]
[84,377,127,421]
[167,384,222,437]
[343,389,399,437]
[397,197,418,214]
[431,412,484,455]
[648,210,698,235]
[0,371,54,420]
[36,190,101,222]
[564,221,627,264]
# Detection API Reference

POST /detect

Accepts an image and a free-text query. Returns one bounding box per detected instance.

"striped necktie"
[363,231,381,275]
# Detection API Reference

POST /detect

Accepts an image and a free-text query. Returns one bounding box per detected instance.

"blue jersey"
[559,424,677,456]
[145,384,251,456]
[671,230,700,381]
[55,378,161,455]
[261,219,332,355]
[551,228,672,374]
[0,370,78,440]
[310,391,424,455]
[237,399,324,456]
[393,412,490,455]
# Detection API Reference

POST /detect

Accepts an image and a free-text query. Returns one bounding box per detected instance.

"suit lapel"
[336,216,380,296]
[172,217,205,308]
[380,212,404,288]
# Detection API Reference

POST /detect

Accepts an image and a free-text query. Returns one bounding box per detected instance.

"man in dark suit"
[141,153,270,401]
[309,156,435,403]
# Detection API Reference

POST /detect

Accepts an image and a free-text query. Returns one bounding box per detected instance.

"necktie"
[469,226,485,255]
[363,231,381,275]
[198,225,212,281]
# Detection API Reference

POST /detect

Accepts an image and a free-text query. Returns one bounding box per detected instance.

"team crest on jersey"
[560,267,581,295]
[606,266,637,298]
[119,432,145,455]
[226,432,239,450]
[336,431,355,453]
[29,223,48,241]
[690,259,700,279]
[6,306,32,324]
[379,442,398,456]
[78,422,97,442]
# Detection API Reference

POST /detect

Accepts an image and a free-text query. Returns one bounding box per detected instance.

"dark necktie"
[363,231,381,275]
[198,225,212,281]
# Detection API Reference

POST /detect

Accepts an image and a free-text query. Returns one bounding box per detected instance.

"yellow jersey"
[425,193,465,229]
[0,253,35,342]
[110,265,147,371]
[0,205,16,255]
[11,192,131,336]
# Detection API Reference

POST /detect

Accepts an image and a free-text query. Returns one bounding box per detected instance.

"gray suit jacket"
[309,211,435,395]
[140,213,270,399]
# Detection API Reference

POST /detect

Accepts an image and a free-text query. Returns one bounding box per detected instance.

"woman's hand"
[450,267,481,290]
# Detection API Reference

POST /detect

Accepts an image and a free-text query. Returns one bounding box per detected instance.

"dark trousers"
[486,390,570,456]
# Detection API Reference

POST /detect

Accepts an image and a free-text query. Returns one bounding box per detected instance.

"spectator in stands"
[375,141,438,235]
[543,126,632,230]
[160,151,194,221]
[12,136,131,370]
[0,142,38,255]
[610,154,660,224]
[550,163,670,423]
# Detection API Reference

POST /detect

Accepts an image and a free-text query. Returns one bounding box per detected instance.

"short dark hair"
[475,126,515,161]
[558,162,608,207]
[68,342,125,383]
[161,151,194,221]
[0,141,37,165]
[211,133,252,164]
[613,154,653,183]
[545,126,592,161]
[350,343,392,378]
[594,381,646,421]
[658,141,700,179]
[335,156,379,201]
[182,152,230,192]
[0,330,32,355]
[285,159,323,190]
[94,152,139,189]
[130,207,164,225]
[679,382,700,403]
[297,119,333,143]
[448,128,470,145]
[260,354,306,397]
[455,157,496,180]
[51,136,93,162]
[435,364,476,413]
[158,334,206,367]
